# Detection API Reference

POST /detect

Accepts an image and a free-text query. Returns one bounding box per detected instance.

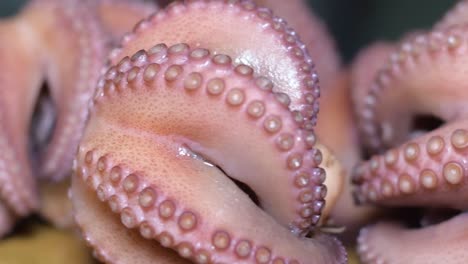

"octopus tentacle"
[353,121,467,207]
[72,177,191,264]
[0,16,41,216]
[351,3,468,262]
[315,143,344,223]
[72,44,345,263]
[351,42,394,122]
[108,0,320,129]
[357,213,468,264]
[28,0,107,180]
[254,0,341,85]
[104,0,342,232]
[95,0,159,44]
[0,202,14,237]
[355,25,468,151]
[436,0,468,29]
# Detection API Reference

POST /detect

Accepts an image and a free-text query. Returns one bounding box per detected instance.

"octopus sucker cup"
[71,44,346,264]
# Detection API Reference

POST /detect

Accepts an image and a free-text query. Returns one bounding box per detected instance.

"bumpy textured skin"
[72,176,191,264]
[0,12,41,222]
[352,1,468,263]
[109,0,322,129]
[69,0,349,263]
[30,0,107,180]
[107,0,335,232]
[72,43,346,263]
[94,0,158,45]
[0,0,157,234]
[254,0,341,86]
[436,0,468,29]
[253,0,366,237]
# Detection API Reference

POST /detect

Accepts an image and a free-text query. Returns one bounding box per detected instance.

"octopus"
[351,0,468,263]
[72,0,354,263]
[0,0,357,263]
[0,0,157,234]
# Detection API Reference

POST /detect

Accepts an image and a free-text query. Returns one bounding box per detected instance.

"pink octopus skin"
[95,0,159,45]
[26,0,107,181]
[107,0,326,232]
[70,0,348,263]
[36,0,158,228]
[0,0,158,233]
[249,0,369,238]
[352,1,468,263]
[254,0,341,86]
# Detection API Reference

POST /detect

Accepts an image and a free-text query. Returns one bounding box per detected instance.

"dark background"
[0,0,457,62]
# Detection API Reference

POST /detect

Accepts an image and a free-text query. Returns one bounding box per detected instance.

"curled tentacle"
[106,0,335,231]
[71,44,346,263]
[355,25,468,151]
[358,213,468,264]
[108,0,320,129]
[105,0,347,229]
[94,0,159,44]
[352,4,468,263]
[72,177,190,264]
[25,0,107,180]
[351,42,394,127]
[253,1,370,235]
[254,0,341,85]
[353,121,467,208]
[0,15,42,218]
[352,22,468,209]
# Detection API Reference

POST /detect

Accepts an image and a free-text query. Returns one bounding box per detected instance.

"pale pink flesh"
[90,47,323,233]
[436,0,468,29]
[318,73,368,228]
[105,1,331,231]
[310,43,394,234]
[254,0,341,85]
[354,121,468,209]
[75,145,343,263]
[358,213,468,264]
[72,177,191,264]
[72,45,345,263]
[351,42,394,116]
[96,0,158,43]
[0,0,158,232]
[24,0,107,180]
[110,0,317,114]
[351,42,396,150]
[254,1,368,233]
[352,26,468,208]
[0,16,42,216]
[356,26,468,149]
[351,6,468,263]
[104,0,344,228]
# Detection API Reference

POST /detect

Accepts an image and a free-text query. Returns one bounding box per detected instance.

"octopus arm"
[71,44,346,263]
[358,212,468,264]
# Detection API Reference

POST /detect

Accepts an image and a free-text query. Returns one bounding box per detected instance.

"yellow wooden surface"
[0,223,361,264]
[348,246,360,264]
[0,224,93,264]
